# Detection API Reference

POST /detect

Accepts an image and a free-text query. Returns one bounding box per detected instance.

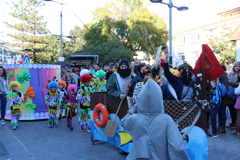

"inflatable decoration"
[3,64,61,120]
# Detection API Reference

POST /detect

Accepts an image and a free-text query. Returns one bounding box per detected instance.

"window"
[178,53,185,61]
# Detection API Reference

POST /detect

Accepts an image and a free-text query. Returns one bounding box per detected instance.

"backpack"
[209,87,221,109]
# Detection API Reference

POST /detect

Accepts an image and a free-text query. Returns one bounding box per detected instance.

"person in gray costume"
[121,79,189,160]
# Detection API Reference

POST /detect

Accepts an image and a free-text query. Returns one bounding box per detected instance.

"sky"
[1,0,240,43]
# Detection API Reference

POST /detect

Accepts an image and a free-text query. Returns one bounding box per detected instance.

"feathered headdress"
[67,84,77,93]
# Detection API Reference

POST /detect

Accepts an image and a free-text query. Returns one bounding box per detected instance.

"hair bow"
[17,71,31,83]
[25,102,36,110]
[7,71,14,79]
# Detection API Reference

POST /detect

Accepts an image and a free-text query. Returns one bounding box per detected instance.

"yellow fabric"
[169,68,180,77]
[9,81,21,90]
[114,68,117,72]
[119,131,132,146]
[153,76,158,83]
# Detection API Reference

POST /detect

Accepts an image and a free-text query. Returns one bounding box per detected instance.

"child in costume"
[58,80,68,120]
[76,74,95,132]
[92,70,107,92]
[45,81,62,128]
[6,81,24,130]
[65,84,78,130]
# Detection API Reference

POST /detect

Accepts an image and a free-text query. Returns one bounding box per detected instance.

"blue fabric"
[161,81,171,100]
[163,63,183,100]
[217,84,227,97]
[127,75,143,97]
[218,102,226,127]
[209,87,221,109]
[210,106,220,134]
[0,94,7,119]
[227,85,237,100]
[119,59,130,68]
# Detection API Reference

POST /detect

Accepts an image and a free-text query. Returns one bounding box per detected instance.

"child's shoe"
[1,120,5,126]
[48,123,53,128]
[54,124,58,127]
[13,126,17,130]
[87,124,91,132]
[80,125,84,131]
[212,133,218,137]
[70,126,73,130]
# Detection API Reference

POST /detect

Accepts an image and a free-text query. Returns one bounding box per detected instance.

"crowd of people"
[0,47,240,158]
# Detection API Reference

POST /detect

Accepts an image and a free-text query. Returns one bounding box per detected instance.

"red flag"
[193,44,225,81]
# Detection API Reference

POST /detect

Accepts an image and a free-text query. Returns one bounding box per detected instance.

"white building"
[172,7,240,68]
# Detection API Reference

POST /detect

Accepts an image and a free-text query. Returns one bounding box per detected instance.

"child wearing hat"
[76,74,95,132]
[92,70,106,92]
[57,80,68,120]
[45,81,62,128]
[6,81,24,130]
[65,84,78,130]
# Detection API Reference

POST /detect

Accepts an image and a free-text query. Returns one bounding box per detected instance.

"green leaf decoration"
[25,102,36,110]
[7,71,13,79]
[17,71,31,83]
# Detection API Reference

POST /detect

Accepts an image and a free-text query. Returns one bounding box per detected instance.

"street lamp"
[150,0,189,65]
[44,0,65,68]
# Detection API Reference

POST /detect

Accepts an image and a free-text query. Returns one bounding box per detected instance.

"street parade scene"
[0,0,240,160]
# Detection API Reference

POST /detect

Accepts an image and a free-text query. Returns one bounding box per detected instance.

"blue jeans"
[210,106,220,134]
[0,94,7,119]
[218,102,226,127]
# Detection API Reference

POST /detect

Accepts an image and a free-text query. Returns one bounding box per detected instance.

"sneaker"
[48,123,53,128]
[1,120,5,126]
[226,123,236,128]
[54,124,58,127]
[87,125,91,132]
[212,133,218,138]
[80,125,84,131]
[13,126,17,130]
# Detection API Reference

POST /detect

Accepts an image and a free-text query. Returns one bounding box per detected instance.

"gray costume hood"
[121,79,189,160]
[137,79,164,114]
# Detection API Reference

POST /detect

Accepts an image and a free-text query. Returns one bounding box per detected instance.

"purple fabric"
[80,97,89,104]
[30,68,48,113]
[48,114,58,120]
[234,95,240,109]
[7,100,13,106]
[11,114,22,120]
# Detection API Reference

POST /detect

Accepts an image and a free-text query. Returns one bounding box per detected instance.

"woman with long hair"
[227,62,240,128]
[0,66,9,125]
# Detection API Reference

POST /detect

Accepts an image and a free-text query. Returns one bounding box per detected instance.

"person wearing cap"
[106,59,132,100]
[163,47,194,101]
[92,70,107,92]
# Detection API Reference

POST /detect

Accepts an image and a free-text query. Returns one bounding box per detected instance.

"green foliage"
[83,0,168,59]
[69,25,86,52]
[36,35,72,64]
[208,24,240,65]
[5,0,48,63]
[72,40,133,65]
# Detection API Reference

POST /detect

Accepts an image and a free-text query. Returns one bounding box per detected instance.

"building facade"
[172,7,240,68]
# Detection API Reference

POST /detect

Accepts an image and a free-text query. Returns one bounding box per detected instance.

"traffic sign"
[58,57,65,62]
[23,51,30,58]
[23,58,30,64]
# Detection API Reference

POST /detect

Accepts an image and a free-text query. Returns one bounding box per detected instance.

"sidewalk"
[0,115,240,160]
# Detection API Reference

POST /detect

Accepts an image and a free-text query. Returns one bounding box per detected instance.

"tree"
[83,0,168,60]
[207,23,240,65]
[5,0,48,63]
[36,35,73,64]
[69,25,86,53]
[72,40,134,65]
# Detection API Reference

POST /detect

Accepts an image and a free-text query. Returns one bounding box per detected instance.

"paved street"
[0,112,240,160]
